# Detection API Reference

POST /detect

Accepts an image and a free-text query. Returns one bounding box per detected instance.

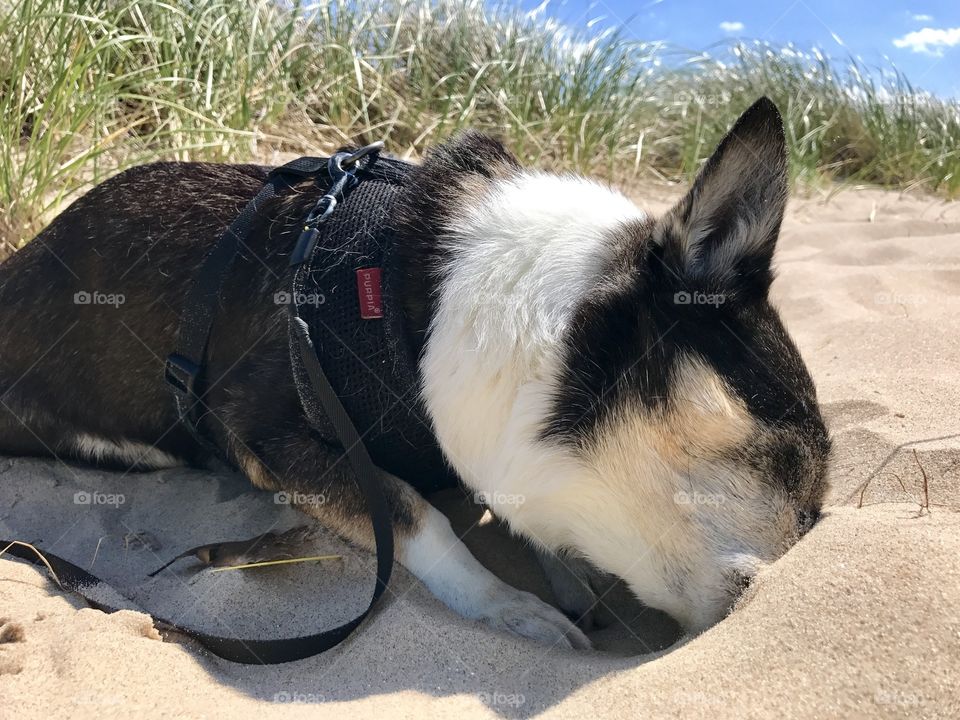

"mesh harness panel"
[289,157,456,493]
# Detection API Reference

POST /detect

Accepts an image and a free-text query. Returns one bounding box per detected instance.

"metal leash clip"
[339,140,384,169]
[289,141,385,266]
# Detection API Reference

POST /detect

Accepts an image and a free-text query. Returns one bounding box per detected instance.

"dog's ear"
[652,97,788,300]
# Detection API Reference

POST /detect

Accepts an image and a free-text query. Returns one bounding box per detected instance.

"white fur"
[422,169,639,498]
[421,171,795,631]
[71,433,181,469]
[422,171,644,482]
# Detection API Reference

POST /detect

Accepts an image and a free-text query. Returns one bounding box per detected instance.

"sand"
[1,186,959,719]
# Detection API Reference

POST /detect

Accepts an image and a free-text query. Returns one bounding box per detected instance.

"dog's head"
[407,97,831,634]
[539,98,831,631]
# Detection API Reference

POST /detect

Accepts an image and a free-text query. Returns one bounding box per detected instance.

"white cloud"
[893,26,960,55]
[719,21,744,33]
[911,14,934,23]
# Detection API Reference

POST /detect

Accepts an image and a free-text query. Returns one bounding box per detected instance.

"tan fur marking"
[292,473,426,553]
[586,357,754,477]
[651,357,755,467]
[232,445,278,492]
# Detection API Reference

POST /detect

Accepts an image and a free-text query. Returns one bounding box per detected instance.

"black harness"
[2,145,454,664]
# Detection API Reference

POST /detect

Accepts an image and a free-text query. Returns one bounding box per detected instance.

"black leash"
[0,538,377,664]
[2,145,395,664]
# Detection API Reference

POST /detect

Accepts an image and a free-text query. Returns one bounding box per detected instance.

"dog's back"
[0,163,275,465]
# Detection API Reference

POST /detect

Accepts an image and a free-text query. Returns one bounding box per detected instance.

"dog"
[0,97,830,650]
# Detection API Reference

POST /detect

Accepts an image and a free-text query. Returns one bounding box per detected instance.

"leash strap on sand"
[285,142,394,630]
[0,538,383,664]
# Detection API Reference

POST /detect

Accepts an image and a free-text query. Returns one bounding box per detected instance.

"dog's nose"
[798,506,822,536]
[729,569,754,596]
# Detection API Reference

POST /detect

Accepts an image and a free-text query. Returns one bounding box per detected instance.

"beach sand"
[1,186,959,719]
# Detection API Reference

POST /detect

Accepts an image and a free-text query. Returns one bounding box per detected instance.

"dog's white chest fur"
[421,172,645,544]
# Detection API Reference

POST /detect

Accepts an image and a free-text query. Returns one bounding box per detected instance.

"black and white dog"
[0,98,830,650]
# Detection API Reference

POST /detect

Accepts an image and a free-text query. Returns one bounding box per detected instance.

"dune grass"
[1,0,958,254]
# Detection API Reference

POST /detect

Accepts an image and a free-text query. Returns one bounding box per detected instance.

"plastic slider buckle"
[164,353,200,397]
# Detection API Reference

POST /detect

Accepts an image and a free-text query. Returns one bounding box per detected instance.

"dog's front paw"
[478,584,591,650]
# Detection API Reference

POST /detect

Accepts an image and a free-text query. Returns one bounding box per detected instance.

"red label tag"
[356,267,383,319]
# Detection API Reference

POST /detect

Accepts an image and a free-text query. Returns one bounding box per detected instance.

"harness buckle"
[287,141,385,268]
[164,353,200,397]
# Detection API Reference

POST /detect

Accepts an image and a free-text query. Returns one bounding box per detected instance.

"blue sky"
[515,0,960,97]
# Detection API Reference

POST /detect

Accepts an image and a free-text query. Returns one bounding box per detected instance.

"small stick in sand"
[857,472,906,508]
[912,449,930,516]
[88,535,106,571]
[210,555,343,573]
[857,478,870,509]
[856,457,930,515]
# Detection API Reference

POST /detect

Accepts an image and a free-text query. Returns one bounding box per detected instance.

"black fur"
[662,96,788,299]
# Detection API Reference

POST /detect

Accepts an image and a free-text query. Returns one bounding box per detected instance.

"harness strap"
[0,149,395,664]
[164,155,330,443]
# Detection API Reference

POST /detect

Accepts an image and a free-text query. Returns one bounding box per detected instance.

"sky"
[515,0,960,97]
